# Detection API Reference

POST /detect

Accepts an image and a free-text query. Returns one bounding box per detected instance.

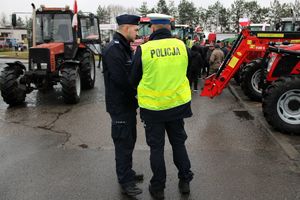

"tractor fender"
[5,61,26,71]
[59,60,80,69]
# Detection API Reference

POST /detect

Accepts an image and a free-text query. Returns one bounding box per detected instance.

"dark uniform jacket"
[103,32,138,116]
[130,28,193,122]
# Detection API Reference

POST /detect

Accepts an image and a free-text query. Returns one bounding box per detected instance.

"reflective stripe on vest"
[138,38,191,111]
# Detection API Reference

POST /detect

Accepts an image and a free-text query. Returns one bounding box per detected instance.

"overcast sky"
[0,0,296,17]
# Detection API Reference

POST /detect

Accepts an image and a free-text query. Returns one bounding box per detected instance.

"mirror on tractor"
[12,13,17,27]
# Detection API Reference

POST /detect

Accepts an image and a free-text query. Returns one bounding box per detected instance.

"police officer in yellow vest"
[130,13,194,199]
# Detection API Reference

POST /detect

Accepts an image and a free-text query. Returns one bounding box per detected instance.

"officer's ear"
[150,25,155,33]
[167,24,171,30]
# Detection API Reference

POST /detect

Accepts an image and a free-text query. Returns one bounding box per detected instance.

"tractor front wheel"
[0,65,26,106]
[240,59,262,101]
[262,76,300,134]
[60,66,81,104]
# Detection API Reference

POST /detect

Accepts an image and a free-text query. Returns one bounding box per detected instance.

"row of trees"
[1,0,298,33]
[97,0,298,33]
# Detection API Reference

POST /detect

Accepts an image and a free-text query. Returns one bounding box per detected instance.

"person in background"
[186,35,194,48]
[220,41,228,57]
[188,45,204,91]
[206,43,215,74]
[102,14,143,197]
[209,44,224,74]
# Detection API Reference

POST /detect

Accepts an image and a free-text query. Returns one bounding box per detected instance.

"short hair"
[151,24,170,30]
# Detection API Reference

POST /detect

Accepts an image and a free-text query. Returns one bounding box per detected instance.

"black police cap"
[116,14,140,25]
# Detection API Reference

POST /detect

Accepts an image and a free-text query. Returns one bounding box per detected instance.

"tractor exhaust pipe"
[31,3,36,47]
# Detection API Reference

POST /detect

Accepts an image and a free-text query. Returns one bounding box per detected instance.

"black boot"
[178,180,190,194]
[149,184,164,200]
[121,183,142,196]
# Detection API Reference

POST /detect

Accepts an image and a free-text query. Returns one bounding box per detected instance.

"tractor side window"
[80,18,99,40]
[138,23,151,38]
[282,22,293,31]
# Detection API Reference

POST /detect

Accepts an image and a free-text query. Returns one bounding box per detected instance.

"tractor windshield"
[36,13,73,43]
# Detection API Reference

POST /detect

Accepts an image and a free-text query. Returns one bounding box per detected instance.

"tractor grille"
[272,55,300,77]
[29,48,50,70]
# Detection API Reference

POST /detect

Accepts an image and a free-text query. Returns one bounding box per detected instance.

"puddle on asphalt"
[233,110,254,121]
[79,144,89,149]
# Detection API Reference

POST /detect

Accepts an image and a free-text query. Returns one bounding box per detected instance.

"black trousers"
[144,118,193,190]
[110,111,137,186]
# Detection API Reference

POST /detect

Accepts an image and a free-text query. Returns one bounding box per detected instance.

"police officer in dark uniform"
[130,13,194,200]
[102,14,143,197]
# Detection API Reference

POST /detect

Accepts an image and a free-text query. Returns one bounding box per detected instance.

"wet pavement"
[0,59,299,200]
[229,81,300,164]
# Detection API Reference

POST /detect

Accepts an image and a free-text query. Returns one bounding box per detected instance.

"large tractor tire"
[262,76,300,135]
[78,50,95,89]
[0,65,26,106]
[240,59,262,101]
[60,66,81,104]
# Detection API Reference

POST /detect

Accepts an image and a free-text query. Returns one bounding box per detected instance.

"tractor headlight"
[32,63,38,70]
[32,63,48,70]
[40,63,47,70]
[267,56,276,72]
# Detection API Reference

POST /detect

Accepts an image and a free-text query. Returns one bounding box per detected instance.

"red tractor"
[201,29,300,134]
[0,3,101,105]
[259,44,300,134]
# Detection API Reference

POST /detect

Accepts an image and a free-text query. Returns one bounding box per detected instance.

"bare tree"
[126,7,138,15]
[0,12,7,27]
[107,5,126,23]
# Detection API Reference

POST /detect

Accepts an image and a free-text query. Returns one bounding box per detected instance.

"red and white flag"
[72,0,78,30]
[239,18,250,27]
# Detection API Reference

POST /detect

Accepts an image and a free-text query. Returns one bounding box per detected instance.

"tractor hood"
[32,42,65,55]
[29,42,65,72]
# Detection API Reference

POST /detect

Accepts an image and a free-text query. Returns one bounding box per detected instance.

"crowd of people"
[185,36,234,92]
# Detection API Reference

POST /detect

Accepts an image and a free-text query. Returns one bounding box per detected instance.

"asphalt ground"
[228,80,300,169]
[0,59,299,199]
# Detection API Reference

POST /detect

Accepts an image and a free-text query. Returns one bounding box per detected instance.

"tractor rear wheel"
[262,76,300,134]
[79,50,95,89]
[240,59,262,101]
[60,66,81,104]
[0,65,26,106]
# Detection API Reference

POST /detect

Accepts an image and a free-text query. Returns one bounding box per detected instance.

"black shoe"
[121,183,142,197]
[178,180,190,194]
[134,173,144,182]
[149,185,164,200]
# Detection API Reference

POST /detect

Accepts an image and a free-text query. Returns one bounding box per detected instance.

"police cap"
[147,13,173,25]
[116,14,140,25]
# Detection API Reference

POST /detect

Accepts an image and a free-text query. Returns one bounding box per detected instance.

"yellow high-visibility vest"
[186,39,194,48]
[138,38,191,111]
